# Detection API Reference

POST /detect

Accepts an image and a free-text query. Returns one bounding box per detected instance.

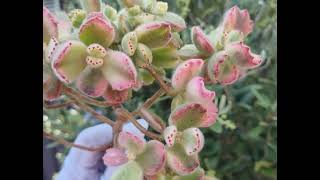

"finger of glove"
[56,123,113,180]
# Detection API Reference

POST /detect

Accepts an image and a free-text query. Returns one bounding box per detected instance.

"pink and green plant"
[43,0,263,179]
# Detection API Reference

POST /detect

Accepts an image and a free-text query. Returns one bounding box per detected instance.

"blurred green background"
[43,0,277,179]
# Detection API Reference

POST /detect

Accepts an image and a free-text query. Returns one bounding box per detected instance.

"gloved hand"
[56,119,148,180]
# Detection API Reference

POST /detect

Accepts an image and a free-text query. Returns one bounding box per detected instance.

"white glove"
[56,119,148,180]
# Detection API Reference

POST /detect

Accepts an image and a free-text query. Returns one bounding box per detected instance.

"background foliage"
[44,0,277,179]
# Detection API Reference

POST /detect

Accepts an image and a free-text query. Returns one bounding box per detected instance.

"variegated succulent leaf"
[222,6,254,37]
[135,21,172,49]
[163,125,178,147]
[79,12,115,48]
[184,76,218,127]
[152,46,180,69]
[45,37,59,62]
[171,59,204,92]
[191,26,214,56]
[184,76,215,105]
[122,32,138,56]
[87,43,107,58]
[178,44,203,60]
[43,6,58,44]
[51,40,88,84]
[207,27,224,51]
[68,9,87,28]
[86,56,104,68]
[224,30,244,45]
[169,103,207,131]
[157,12,186,32]
[169,33,183,49]
[133,13,156,26]
[180,128,205,156]
[207,51,240,85]
[166,143,200,176]
[76,66,107,97]
[135,140,166,176]
[111,160,144,180]
[134,43,153,67]
[225,42,263,69]
[101,50,137,91]
[103,147,129,166]
[118,131,146,157]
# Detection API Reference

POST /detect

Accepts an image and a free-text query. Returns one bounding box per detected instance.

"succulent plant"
[43,0,263,179]
[103,131,166,179]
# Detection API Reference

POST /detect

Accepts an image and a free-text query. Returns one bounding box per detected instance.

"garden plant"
[43,0,276,179]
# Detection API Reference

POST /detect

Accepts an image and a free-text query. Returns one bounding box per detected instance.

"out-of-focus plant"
[43,0,276,179]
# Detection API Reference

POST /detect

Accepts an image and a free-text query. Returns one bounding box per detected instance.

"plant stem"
[223,86,233,102]
[62,85,113,107]
[43,99,74,109]
[131,88,167,133]
[112,109,128,147]
[43,131,111,152]
[132,88,165,116]
[64,91,115,127]
[141,64,174,96]
[139,107,166,133]
[118,108,163,141]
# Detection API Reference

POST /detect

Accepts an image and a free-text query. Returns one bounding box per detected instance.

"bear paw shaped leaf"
[171,59,204,92]
[206,42,263,85]
[222,6,254,37]
[170,76,218,128]
[43,7,58,44]
[191,26,215,56]
[164,125,204,156]
[166,143,200,176]
[79,12,115,48]
[135,21,172,49]
[104,131,166,180]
